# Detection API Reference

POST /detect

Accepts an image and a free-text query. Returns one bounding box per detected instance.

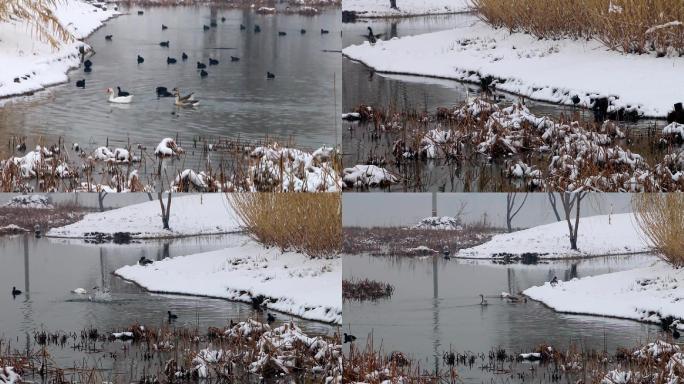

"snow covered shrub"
[633,194,684,267]
[228,193,341,258]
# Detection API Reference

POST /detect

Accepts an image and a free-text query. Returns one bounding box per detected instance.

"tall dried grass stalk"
[0,0,73,48]
[228,192,341,258]
[472,0,684,56]
[632,193,684,267]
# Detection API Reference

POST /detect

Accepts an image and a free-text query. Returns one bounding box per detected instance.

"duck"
[267,313,276,323]
[278,31,287,36]
[181,52,188,60]
[550,276,558,286]
[168,310,178,321]
[479,294,488,306]
[208,58,219,65]
[199,69,208,77]
[367,27,382,44]
[161,24,168,30]
[266,72,275,79]
[203,25,210,31]
[167,57,177,64]
[174,88,200,107]
[443,245,450,260]
[106,88,133,103]
[230,56,240,62]
[240,24,246,30]
[159,41,170,47]
[254,25,261,33]
[137,55,144,64]
[197,61,207,69]
[300,29,306,34]
[11,286,22,297]
[83,59,93,69]
[105,34,113,41]
[321,28,329,34]
[343,333,356,343]
[76,79,86,88]
[210,20,217,27]
[137,10,144,15]
[138,256,153,266]
[221,17,226,22]
[117,86,130,97]
[156,86,173,97]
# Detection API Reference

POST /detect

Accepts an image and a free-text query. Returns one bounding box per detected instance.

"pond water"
[343,253,677,382]
[0,4,342,156]
[342,15,672,192]
[0,234,334,370]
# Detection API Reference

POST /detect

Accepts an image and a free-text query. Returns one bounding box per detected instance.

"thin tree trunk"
[390,0,397,9]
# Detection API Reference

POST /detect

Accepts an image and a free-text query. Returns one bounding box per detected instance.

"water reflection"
[344,253,675,380]
[0,234,334,368]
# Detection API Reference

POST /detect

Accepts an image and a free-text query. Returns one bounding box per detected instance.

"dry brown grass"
[472,0,684,56]
[0,0,73,48]
[228,193,341,258]
[633,193,684,267]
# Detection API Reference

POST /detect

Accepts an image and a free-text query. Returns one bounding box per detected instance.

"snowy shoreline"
[46,194,242,239]
[457,213,650,259]
[0,0,119,100]
[524,262,684,329]
[343,19,684,118]
[343,0,471,18]
[115,240,342,324]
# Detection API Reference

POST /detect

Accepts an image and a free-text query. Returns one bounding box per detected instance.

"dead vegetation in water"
[472,0,684,57]
[344,98,684,192]
[633,193,684,267]
[0,318,341,384]
[343,225,499,256]
[229,192,341,258]
[1,135,342,193]
[342,278,394,301]
[0,203,87,236]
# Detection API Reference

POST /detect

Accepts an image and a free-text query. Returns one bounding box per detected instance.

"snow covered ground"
[524,261,684,327]
[457,213,650,259]
[0,0,117,99]
[343,0,471,17]
[47,194,241,239]
[343,18,684,117]
[115,239,342,324]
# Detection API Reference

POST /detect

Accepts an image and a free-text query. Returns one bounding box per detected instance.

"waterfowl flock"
[70,8,334,115]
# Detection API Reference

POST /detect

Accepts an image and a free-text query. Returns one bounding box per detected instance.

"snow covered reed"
[229,192,341,258]
[633,193,684,267]
[342,278,394,301]
[473,0,684,56]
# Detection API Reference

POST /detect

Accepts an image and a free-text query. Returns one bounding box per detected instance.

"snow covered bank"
[0,0,118,99]
[343,0,471,18]
[343,19,684,117]
[524,261,684,327]
[47,194,240,239]
[115,239,342,324]
[457,213,650,259]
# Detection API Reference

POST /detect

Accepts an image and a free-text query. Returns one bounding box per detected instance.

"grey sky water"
[343,193,635,229]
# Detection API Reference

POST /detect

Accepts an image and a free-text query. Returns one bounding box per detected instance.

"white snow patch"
[343,0,471,17]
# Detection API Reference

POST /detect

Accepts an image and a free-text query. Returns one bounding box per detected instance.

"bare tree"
[390,0,397,9]
[558,191,587,250]
[97,190,107,212]
[158,192,172,230]
[506,192,528,232]
[547,192,562,221]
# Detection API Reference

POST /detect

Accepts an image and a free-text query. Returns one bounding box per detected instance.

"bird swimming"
[230,56,240,62]
[174,88,200,107]
[203,25,210,31]
[167,57,177,64]
[156,86,174,97]
[105,34,113,41]
[267,72,275,79]
[208,58,219,65]
[197,61,206,69]
[168,310,178,320]
[161,24,168,30]
[254,25,261,33]
[117,86,130,97]
[137,55,144,64]
[200,69,208,77]
[106,88,133,104]
[479,294,488,306]
[11,286,22,297]
[76,79,85,88]
[321,28,329,34]
[278,31,286,36]
[343,333,356,343]
[159,41,170,47]
[181,52,188,60]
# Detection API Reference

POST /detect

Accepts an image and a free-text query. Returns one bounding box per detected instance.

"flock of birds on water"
[74,9,333,107]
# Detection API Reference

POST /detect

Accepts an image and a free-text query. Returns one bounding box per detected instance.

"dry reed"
[228,192,341,258]
[472,0,684,56]
[632,193,684,267]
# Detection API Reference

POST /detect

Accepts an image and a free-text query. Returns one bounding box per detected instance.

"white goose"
[106,87,133,103]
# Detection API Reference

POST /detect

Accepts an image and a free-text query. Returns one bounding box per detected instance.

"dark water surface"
[344,253,676,382]
[0,5,342,154]
[0,234,334,369]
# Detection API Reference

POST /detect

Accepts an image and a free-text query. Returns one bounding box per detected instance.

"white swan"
[106,87,133,104]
